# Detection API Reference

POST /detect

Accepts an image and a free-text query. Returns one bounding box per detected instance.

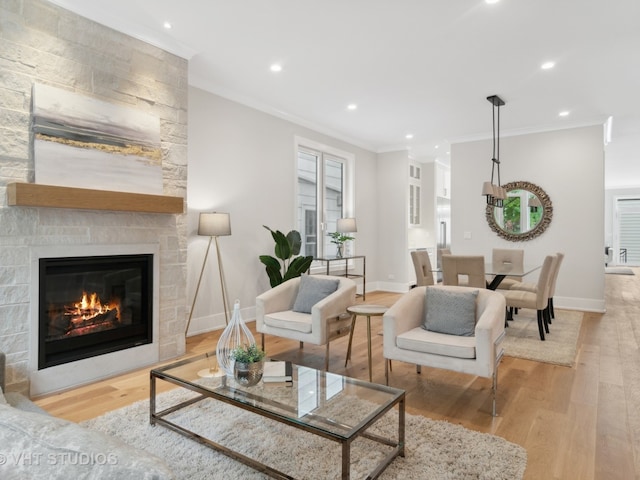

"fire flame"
[70,291,120,321]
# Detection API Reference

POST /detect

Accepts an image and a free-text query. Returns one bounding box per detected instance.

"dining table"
[430,261,541,290]
[484,262,541,290]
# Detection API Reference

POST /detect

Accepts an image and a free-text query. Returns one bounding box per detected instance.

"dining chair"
[442,255,486,288]
[499,254,557,340]
[510,252,564,321]
[411,250,435,287]
[491,248,524,290]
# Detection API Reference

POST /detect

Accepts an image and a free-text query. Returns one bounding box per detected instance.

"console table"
[314,255,366,300]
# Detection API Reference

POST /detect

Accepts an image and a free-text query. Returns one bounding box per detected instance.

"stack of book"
[263,360,293,386]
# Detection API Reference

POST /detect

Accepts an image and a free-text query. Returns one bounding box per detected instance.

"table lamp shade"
[337,217,357,233]
[198,212,231,237]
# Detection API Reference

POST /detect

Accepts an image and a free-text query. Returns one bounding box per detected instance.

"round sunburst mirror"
[485,180,553,242]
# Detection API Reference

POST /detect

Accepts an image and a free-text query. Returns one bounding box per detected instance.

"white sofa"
[383,285,506,416]
[0,352,172,479]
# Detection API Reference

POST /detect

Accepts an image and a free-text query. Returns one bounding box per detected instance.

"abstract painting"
[32,84,163,195]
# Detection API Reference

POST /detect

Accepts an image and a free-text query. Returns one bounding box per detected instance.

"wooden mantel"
[7,183,184,214]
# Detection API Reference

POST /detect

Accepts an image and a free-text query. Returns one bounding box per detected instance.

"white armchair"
[256,275,356,370]
[383,285,506,416]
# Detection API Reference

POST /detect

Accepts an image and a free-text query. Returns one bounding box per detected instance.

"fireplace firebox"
[38,254,153,369]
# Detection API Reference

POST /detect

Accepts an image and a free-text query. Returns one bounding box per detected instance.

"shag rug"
[605,267,635,275]
[82,388,527,480]
[503,309,582,367]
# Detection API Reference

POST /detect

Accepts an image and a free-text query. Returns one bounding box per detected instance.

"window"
[616,197,640,266]
[295,137,354,259]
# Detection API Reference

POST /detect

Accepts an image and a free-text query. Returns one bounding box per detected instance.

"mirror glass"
[485,181,553,241]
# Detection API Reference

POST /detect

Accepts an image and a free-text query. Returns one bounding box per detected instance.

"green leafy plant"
[259,226,314,288]
[230,344,265,364]
[328,231,355,246]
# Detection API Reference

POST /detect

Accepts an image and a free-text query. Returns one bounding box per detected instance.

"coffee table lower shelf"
[150,364,405,480]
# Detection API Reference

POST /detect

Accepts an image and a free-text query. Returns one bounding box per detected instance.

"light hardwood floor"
[34,271,640,480]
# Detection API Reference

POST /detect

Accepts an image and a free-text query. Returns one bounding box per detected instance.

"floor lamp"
[185,212,232,336]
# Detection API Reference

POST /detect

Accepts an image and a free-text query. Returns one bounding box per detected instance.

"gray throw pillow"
[292,275,340,313]
[423,287,478,337]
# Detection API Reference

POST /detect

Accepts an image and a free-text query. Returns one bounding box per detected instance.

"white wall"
[376,151,412,291]
[451,125,605,312]
[187,87,378,334]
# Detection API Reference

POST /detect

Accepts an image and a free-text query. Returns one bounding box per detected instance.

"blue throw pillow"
[423,287,478,337]
[292,275,340,313]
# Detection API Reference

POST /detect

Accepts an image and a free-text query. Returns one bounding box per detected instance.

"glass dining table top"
[485,262,541,277]
[431,262,540,277]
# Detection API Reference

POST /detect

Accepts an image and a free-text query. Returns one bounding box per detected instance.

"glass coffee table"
[150,352,405,479]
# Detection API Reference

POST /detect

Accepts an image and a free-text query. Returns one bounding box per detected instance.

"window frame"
[294,136,355,266]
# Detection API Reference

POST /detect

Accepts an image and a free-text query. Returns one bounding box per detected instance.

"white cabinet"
[409,164,422,226]
[436,163,450,199]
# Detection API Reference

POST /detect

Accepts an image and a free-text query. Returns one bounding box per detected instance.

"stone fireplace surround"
[29,243,160,396]
[0,0,189,396]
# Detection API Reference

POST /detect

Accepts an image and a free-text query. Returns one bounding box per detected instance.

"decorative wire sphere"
[215,300,255,376]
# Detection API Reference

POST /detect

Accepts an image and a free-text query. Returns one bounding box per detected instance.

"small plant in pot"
[328,231,355,258]
[230,344,266,386]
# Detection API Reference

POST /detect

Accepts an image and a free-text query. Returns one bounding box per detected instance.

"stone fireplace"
[0,1,188,396]
[29,244,161,396]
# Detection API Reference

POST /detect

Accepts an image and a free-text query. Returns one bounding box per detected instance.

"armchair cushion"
[292,275,339,313]
[423,287,478,337]
[397,328,476,359]
[263,310,313,333]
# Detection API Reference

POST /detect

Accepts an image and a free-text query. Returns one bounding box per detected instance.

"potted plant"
[259,226,314,287]
[230,344,266,386]
[328,231,355,258]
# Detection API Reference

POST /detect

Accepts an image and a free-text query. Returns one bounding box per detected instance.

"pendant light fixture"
[481,95,506,207]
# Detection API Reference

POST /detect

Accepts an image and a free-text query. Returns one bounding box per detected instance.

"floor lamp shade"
[198,212,231,237]
[337,217,357,233]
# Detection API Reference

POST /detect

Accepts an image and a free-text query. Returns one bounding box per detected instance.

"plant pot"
[233,360,264,386]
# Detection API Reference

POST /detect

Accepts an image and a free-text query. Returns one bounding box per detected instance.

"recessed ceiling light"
[405,134,414,139]
[269,64,282,73]
[163,21,172,29]
[347,104,358,111]
[434,145,439,149]
[559,111,570,117]
[541,61,555,70]
[485,0,500,4]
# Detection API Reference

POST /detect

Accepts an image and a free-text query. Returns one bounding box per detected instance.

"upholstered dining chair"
[442,255,486,288]
[510,252,564,321]
[491,248,524,290]
[255,274,356,370]
[383,285,506,416]
[499,254,557,340]
[411,250,434,287]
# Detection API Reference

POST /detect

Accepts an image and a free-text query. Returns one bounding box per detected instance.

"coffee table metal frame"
[150,353,405,480]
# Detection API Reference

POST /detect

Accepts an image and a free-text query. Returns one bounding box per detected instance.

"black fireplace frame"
[38,254,153,369]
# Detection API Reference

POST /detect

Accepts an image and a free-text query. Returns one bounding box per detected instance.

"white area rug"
[605,267,635,275]
[503,309,582,366]
[83,388,527,479]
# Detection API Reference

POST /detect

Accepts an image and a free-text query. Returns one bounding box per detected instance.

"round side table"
[345,304,388,382]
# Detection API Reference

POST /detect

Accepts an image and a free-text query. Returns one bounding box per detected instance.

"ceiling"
[48,0,640,188]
